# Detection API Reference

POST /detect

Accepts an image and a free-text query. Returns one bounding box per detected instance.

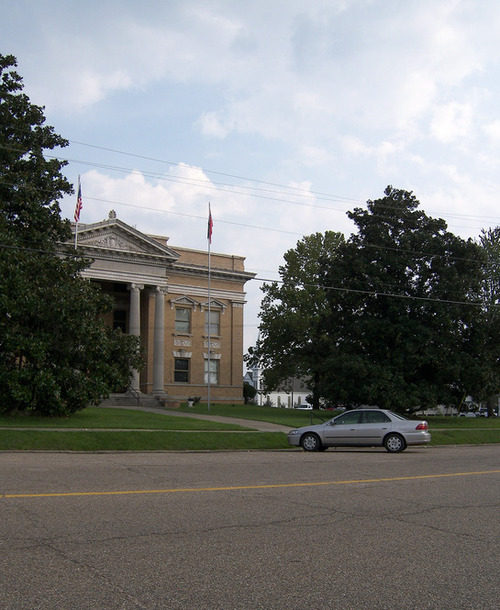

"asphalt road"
[1,445,499,609]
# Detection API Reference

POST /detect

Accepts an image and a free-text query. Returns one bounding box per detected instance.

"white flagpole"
[207,244,211,412]
[207,203,212,412]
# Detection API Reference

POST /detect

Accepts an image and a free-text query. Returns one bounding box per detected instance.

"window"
[113,310,127,332]
[175,308,191,333]
[334,411,361,425]
[205,310,220,336]
[174,358,190,383]
[204,359,219,384]
[361,411,391,424]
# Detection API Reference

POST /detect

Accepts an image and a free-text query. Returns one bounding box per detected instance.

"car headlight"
[288,430,300,435]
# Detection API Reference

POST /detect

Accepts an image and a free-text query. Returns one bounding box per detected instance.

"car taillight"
[416,422,428,430]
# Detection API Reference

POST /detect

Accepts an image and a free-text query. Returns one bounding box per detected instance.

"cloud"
[73,164,225,231]
[483,119,500,141]
[298,145,336,167]
[430,102,474,143]
[6,0,500,352]
[10,0,500,147]
[197,112,233,138]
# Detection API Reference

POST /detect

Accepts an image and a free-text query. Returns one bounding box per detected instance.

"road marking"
[2,469,499,499]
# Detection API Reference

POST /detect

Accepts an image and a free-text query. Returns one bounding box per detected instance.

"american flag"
[74,177,82,223]
[207,203,213,243]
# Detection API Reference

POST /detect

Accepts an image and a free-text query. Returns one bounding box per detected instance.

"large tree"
[246,231,345,408]
[320,186,486,412]
[0,54,142,416]
[251,186,493,413]
[471,227,500,413]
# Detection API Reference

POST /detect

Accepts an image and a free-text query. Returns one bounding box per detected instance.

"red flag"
[207,203,213,243]
[74,176,82,223]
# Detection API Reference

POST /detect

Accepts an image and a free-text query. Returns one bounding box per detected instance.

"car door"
[358,410,392,445]
[323,411,362,446]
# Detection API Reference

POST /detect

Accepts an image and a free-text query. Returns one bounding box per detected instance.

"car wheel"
[301,432,321,452]
[384,433,406,453]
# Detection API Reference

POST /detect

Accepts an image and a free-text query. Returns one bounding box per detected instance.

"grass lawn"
[0,430,288,451]
[0,407,250,430]
[423,415,500,428]
[429,429,500,446]
[0,405,498,451]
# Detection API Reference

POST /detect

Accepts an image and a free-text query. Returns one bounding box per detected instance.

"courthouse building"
[72,211,255,404]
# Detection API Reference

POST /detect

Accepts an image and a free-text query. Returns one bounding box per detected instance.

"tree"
[320,186,486,412]
[473,227,500,414]
[0,54,143,416]
[479,227,500,304]
[250,186,493,413]
[243,381,257,404]
[246,231,345,408]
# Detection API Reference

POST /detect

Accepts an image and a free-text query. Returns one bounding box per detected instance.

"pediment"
[170,296,200,310]
[73,217,179,262]
[78,229,160,255]
[201,299,227,313]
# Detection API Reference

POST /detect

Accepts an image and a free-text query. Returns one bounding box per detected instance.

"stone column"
[128,283,143,391]
[152,286,166,396]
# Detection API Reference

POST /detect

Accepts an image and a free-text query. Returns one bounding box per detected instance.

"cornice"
[167,283,247,303]
[171,262,255,283]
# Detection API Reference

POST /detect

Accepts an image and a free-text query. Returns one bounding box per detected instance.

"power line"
[51,156,355,212]
[67,139,365,205]
[0,140,362,210]
[3,142,500,236]
[0,241,494,309]
[2,138,499,261]
[251,275,493,308]
[55,162,500,234]
[84,195,305,237]
[63,140,500,227]
[4,131,500,226]
[74,194,488,266]
[0,177,488,263]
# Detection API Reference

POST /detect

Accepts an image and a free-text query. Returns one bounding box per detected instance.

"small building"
[245,364,311,408]
[72,212,255,404]
[263,377,312,408]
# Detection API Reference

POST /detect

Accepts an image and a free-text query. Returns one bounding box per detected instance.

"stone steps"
[99,393,165,408]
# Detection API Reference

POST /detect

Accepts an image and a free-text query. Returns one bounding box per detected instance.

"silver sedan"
[287,408,431,453]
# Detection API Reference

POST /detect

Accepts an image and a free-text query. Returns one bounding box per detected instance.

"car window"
[361,411,391,424]
[388,411,408,421]
[334,411,361,425]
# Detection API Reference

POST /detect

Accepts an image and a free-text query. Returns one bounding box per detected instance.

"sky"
[3,0,500,357]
